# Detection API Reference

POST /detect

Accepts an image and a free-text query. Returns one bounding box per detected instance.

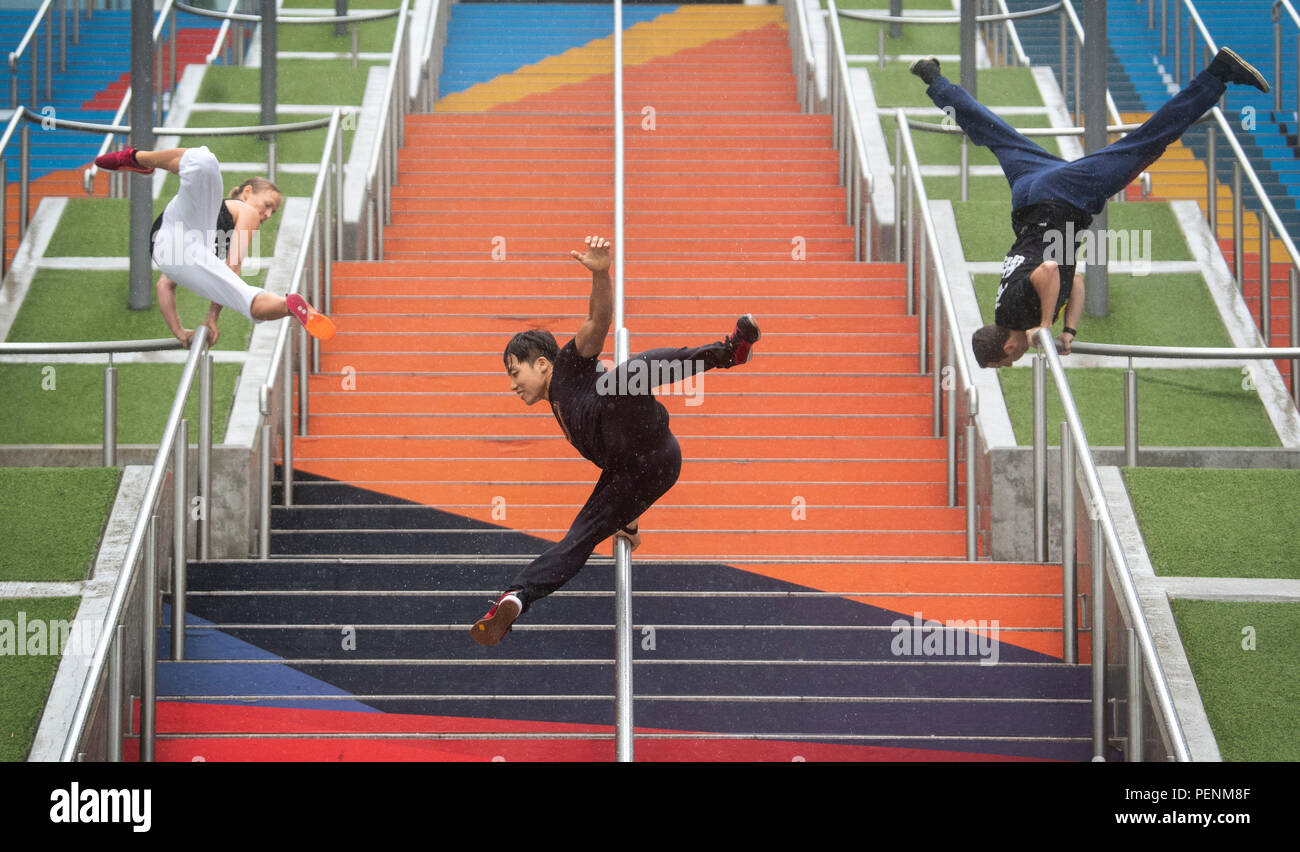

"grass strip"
[1169,600,1300,761]
[1123,468,1300,579]
[0,468,122,583]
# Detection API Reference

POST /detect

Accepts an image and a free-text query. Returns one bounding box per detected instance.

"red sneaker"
[724,314,761,366]
[285,293,336,341]
[471,590,522,646]
[94,146,154,175]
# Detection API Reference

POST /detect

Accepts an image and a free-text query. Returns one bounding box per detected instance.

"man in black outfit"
[907,47,1270,368]
[471,235,761,645]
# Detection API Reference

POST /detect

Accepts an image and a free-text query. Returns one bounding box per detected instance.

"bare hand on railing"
[175,328,196,349]
[613,525,641,553]
[202,316,221,348]
[1057,329,1075,355]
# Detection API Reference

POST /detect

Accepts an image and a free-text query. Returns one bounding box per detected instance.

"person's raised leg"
[911,57,1063,206]
[1034,48,1269,214]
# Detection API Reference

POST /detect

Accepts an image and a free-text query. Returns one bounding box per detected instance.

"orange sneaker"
[285,293,336,341]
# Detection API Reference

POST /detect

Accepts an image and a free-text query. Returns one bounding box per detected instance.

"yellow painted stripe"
[1121,111,1291,255]
[436,5,786,113]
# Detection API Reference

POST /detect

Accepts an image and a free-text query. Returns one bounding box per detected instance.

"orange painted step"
[305,372,932,395]
[321,331,912,356]
[301,412,933,437]
[321,315,919,336]
[291,434,947,459]
[330,259,905,278]
[327,299,911,319]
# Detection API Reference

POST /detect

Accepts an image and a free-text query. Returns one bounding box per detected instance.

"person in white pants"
[95,144,334,347]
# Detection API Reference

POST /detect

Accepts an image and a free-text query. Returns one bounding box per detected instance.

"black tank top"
[151,201,238,260]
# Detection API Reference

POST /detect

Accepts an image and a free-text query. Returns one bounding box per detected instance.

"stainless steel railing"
[824,0,874,262]
[1147,0,1300,351]
[362,0,409,260]
[1033,329,1193,762]
[6,0,78,109]
[895,110,981,561]
[1,106,333,279]
[257,109,343,558]
[782,0,817,112]
[1057,339,1300,466]
[1273,0,1300,116]
[55,325,214,761]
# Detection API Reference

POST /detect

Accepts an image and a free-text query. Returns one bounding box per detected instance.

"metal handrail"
[896,108,980,560]
[783,0,816,110]
[25,107,335,137]
[1168,1,1300,355]
[363,0,410,259]
[58,325,213,762]
[257,108,343,554]
[205,0,245,64]
[1034,328,1193,762]
[0,337,183,354]
[838,2,1063,24]
[173,2,401,25]
[1273,0,1300,114]
[1068,340,1300,359]
[825,0,873,261]
[6,0,56,71]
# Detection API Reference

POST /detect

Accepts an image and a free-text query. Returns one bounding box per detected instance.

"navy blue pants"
[927,68,1226,215]
[510,340,732,609]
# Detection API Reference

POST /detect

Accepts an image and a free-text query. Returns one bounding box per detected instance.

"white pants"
[152,146,264,322]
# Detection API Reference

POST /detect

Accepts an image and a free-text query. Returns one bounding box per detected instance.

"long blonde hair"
[229,177,281,200]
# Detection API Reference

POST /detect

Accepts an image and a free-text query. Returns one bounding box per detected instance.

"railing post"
[282,328,294,506]
[1127,627,1144,761]
[904,162,914,315]
[1206,124,1217,237]
[1033,349,1048,562]
[1233,161,1243,288]
[259,387,272,559]
[1091,515,1107,761]
[20,121,30,243]
[1260,223,1272,346]
[1123,360,1139,467]
[1061,422,1077,664]
[965,406,977,560]
[107,623,124,762]
[894,121,903,262]
[198,350,213,561]
[1291,268,1299,407]
[960,136,969,202]
[297,325,309,435]
[172,418,187,661]
[1274,7,1283,112]
[141,514,158,763]
[103,357,118,467]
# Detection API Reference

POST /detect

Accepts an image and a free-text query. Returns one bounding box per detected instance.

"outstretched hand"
[571,235,612,274]
[614,527,641,553]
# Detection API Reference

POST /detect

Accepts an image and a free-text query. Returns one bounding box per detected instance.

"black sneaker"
[909,55,942,86]
[724,314,761,367]
[471,590,522,646]
[1209,47,1270,93]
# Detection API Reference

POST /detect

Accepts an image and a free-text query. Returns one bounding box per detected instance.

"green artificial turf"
[971,273,1230,346]
[44,196,281,267]
[4,269,256,352]
[0,363,241,445]
[276,17,401,54]
[955,201,1193,263]
[196,60,387,106]
[1169,600,1300,761]
[1123,468,1300,579]
[0,468,122,583]
[177,110,356,168]
[0,597,82,762]
[997,368,1279,447]
[920,175,1010,204]
[869,65,1046,109]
